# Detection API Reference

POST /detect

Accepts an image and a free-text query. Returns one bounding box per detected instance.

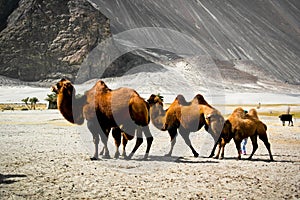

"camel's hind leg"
[259,134,274,161]
[112,127,122,159]
[165,128,177,157]
[127,128,143,159]
[179,128,199,158]
[248,135,258,160]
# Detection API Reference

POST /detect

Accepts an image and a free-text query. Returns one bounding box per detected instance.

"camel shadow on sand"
[0,174,27,184]
[217,154,296,163]
[125,155,220,164]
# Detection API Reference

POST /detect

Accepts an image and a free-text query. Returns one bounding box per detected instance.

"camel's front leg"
[99,127,111,159]
[219,138,227,159]
[99,146,105,156]
[207,126,222,158]
[248,135,258,160]
[165,128,177,157]
[214,139,223,159]
[234,139,242,160]
[143,125,153,160]
[87,120,100,160]
[112,127,122,159]
[127,128,143,159]
[179,129,199,158]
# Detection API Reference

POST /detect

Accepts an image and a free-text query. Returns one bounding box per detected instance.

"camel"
[214,107,273,161]
[52,78,153,160]
[147,94,224,158]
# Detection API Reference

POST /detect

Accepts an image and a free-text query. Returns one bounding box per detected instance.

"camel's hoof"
[208,154,214,158]
[164,153,172,157]
[124,155,132,160]
[142,153,149,161]
[114,152,120,159]
[90,157,98,161]
[213,156,219,159]
[102,154,111,159]
[193,153,199,158]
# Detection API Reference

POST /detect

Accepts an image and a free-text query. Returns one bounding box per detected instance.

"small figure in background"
[240,109,248,155]
[257,102,261,109]
[241,138,248,155]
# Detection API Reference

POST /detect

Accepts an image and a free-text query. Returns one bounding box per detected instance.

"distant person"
[241,138,247,155]
[257,102,261,109]
[240,109,248,155]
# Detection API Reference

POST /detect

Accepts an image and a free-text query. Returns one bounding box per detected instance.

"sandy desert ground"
[0,107,299,199]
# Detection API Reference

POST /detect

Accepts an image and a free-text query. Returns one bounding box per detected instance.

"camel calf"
[215,107,273,161]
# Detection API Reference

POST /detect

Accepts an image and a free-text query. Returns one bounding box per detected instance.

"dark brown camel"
[147,94,224,157]
[53,78,153,160]
[214,107,273,161]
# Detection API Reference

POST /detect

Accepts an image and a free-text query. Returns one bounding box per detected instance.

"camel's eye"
[56,82,61,89]
[65,82,72,88]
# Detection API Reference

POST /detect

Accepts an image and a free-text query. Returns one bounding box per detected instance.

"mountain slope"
[91,0,300,85]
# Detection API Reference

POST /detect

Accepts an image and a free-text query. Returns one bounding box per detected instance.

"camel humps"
[215,107,273,161]
[53,78,153,160]
[147,94,224,158]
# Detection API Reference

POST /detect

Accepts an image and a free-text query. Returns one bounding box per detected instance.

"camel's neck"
[149,104,166,130]
[57,89,85,125]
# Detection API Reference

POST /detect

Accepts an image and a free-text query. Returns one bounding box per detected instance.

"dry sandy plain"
[0,107,299,199]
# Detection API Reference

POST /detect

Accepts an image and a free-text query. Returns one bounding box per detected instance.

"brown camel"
[53,78,153,160]
[214,107,273,161]
[147,94,224,157]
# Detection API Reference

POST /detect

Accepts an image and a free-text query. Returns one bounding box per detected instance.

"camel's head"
[52,78,86,125]
[52,78,74,97]
[204,110,225,142]
[147,94,163,106]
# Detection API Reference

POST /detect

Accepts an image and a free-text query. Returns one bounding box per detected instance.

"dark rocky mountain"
[0,0,111,81]
[0,0,299,87]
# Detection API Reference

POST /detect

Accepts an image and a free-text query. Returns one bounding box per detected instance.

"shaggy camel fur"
[148,94,224,157]
[53,78,153,160]
[214,107,273,161]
